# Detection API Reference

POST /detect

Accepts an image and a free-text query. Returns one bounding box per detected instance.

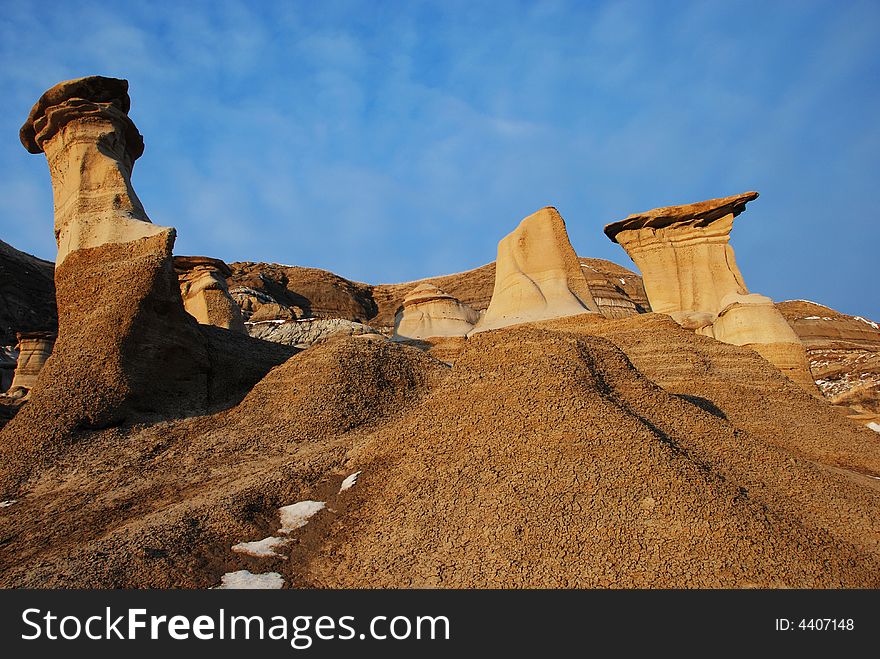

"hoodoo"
[8,331,55,396]
[20,76,168,267]
[604,192,813,388]
[470,207,600,334]
[393,284,479,339]
[174,256,246,333]
[0,76,294,491]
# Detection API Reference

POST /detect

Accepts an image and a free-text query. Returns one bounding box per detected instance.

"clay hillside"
[1,77,878,589]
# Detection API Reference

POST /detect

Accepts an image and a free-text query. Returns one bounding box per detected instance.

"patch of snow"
[619,278,627,285]
[232,536,291,558]
[217,570,284,589]
[781,299,824,305]
[854,316,879,330]
[244,319,287,326]
[295,317,317,322]
[0,500,16,508]
[278,500,325,533]
[868,422,880,434]
[802,316,822,320]
[339,471,361,492]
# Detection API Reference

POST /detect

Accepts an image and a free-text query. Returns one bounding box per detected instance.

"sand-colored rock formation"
[393,284,479,339]
[8,331,55,395]
[174,256,246,333]
[20,76,168,267]
[0,77,295,492]
[470,207,599,334]
[605,192,812,387]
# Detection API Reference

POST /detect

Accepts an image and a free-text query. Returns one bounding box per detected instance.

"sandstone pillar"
[470,207,600,334]
[604,192,813,388]
[393,284,480,340]
[10,75,211,432]
[20,77,169,267]
[9,332,56,394]
[174,256,247,333]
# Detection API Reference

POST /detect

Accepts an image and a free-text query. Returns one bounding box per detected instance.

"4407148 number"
[775,618,854,631]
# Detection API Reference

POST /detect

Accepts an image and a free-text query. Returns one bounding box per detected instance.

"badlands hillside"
[0,76,878,588]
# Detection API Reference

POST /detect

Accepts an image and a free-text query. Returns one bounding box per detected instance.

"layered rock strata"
[470,207,600,334]
[247,318,380,348]
[174,256,246,333]
[8,332,56,395]
[393,284,479,339]
[605,192,813,388]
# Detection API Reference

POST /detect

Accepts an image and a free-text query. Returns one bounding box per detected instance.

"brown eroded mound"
[3,313,877,588]
[0,235,296,494]
[0,337,445,587]
[299,323,879,588]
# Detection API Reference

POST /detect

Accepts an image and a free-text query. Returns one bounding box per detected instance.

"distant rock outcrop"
[8,331,55,397]
[0,239,57,347]
[470,207,600,334]
[605,192,813,388]
[393,284,479,340]
[777,300,880,425]
[174,256,246,333]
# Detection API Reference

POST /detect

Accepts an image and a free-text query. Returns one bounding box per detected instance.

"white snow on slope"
[278,500,325,533]
[854,316,879,330]
[217,570,284,589]
[232,536,291,558]
[867,422,880,434]
[0,500,16,508]
[339,471,361,492]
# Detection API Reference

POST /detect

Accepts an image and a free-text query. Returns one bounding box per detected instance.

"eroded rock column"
[20,77,169,266]
[5,76,211,454]
[393,284,480,340]
[174,256,246,333]
[470,207,600,334]
[8,332,56,396]
[604,192,813,388]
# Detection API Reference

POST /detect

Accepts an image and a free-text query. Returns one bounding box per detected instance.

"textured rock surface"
[174,256,246,333]
[20,76,167,266]
[247,318,379,347]
[605,192,812,388]
[777,300,880,425]
[0,239,57,346]
[393,284,479,339]
[3,313,878,588]
[8,331,55,394]
[470,207,599,334]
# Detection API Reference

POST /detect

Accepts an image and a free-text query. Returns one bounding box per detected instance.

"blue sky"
[1,0,878,319]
